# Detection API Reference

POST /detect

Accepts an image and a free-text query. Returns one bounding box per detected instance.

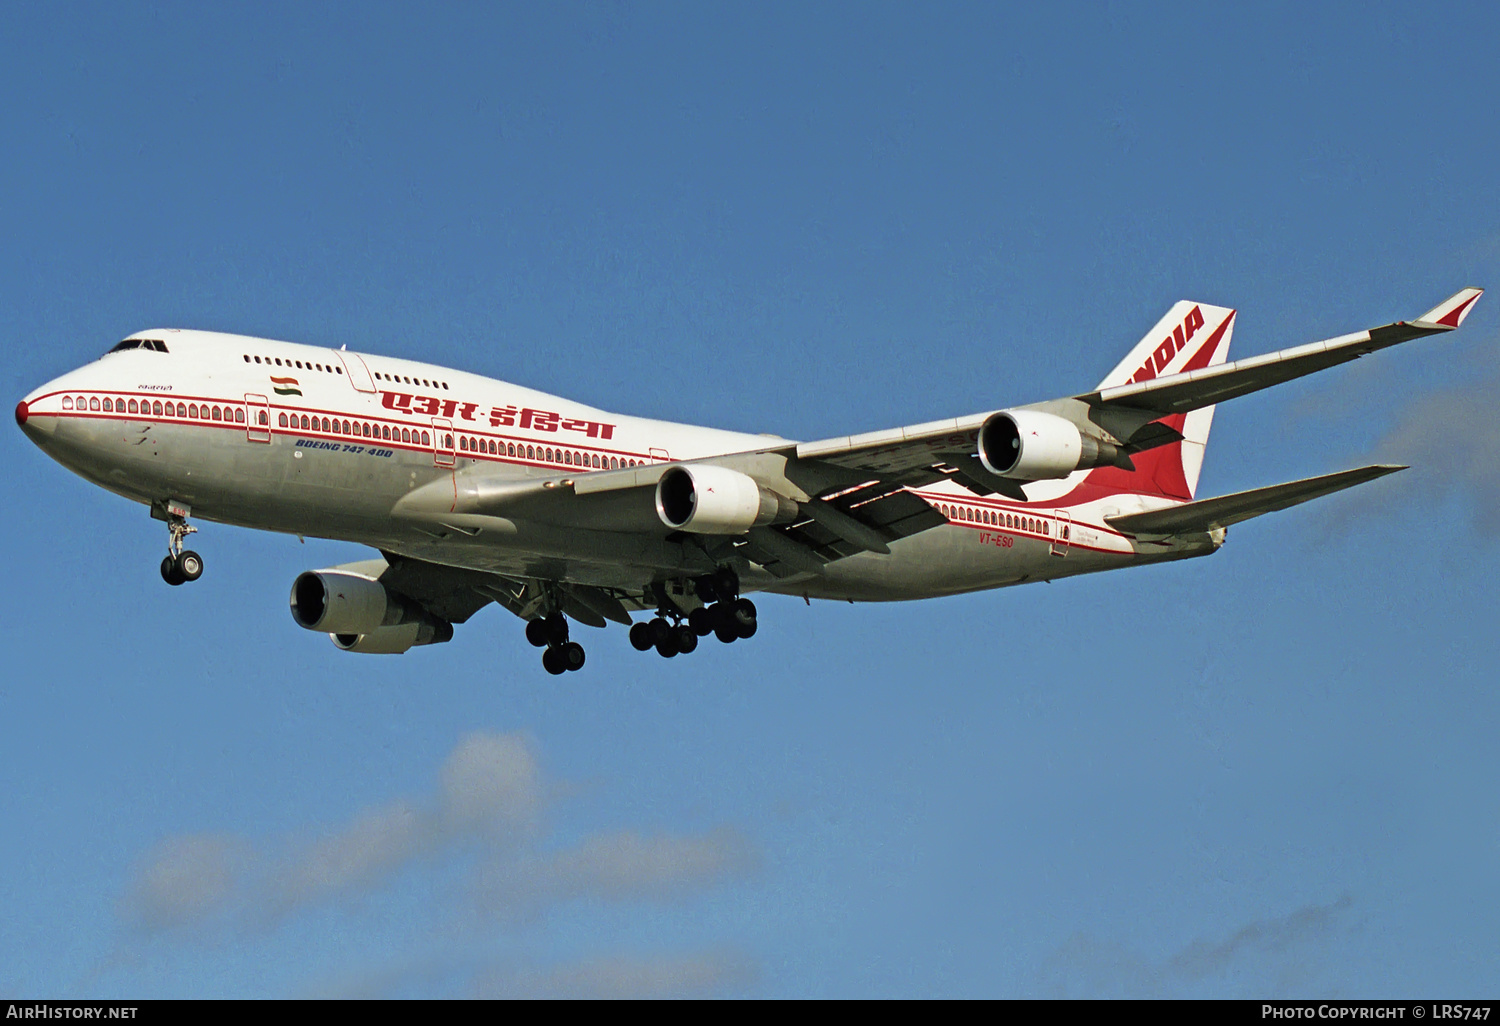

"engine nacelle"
[330,620,454,655]
[978,410,1126,480]
[655,465,798,535]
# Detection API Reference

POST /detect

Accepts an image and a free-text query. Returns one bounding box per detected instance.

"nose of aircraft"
[16,379,64,445]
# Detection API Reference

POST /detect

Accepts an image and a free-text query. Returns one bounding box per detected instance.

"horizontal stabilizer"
[1106,464,1406,535]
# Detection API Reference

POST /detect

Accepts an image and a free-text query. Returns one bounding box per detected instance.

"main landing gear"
[628,568,758,658]
[525,611,586,675]
[159,509,204,587]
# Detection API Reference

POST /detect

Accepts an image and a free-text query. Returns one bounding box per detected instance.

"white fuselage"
[18,329,1215,604]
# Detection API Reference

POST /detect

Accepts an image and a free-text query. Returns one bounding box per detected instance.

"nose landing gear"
[158,504,204,586]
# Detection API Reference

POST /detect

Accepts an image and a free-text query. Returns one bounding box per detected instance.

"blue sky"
[3,1,1498,998]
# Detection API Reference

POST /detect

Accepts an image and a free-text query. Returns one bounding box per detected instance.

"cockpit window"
[107,338,168,354]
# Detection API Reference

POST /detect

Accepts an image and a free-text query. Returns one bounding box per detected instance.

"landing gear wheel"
[541,647,566,675]
[543,612,569,646]
[688,606,715,636]
[648,617,672,645]
[655,633,679,658]
[160,555,185,586]
[525,619,551,648]
[177,550,204,582]
[736,618,758,640]
[629,622,654,651]
[713,620,738,644]
[731,597,756,628]
[559,641,586,671]
[673,625,698,654]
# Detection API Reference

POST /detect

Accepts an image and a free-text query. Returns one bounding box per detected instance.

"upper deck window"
[107,338,168,354]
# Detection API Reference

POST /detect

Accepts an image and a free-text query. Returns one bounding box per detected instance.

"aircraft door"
[245,394,271,443]
[335,350,377,393]
[1050,509,1071,556]
[432,417,455,467]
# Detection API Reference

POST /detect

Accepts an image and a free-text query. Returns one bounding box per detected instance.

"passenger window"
[279,413,289,427]
[564,451,572,465]
[152,401,163,416]
[103,398,114,412]
[401,428,410,443]
[209,407,219,421]
[235,408,245,424]
[189,404,198,418]
[89,397,100,411]
[178,403,186,417]
[62,396,73,410]
[129,399,139,413]
[460,437,468,451]
[421,431,430,445]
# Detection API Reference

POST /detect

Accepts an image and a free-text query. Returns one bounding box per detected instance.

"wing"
[793,287,1483,489]
[1066,288,1482,444]
[336,553,644,630]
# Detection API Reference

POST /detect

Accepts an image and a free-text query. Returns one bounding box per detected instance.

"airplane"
[14,287,1483,674]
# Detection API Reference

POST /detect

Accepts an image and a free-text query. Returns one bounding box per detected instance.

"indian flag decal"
[270,376,302,396]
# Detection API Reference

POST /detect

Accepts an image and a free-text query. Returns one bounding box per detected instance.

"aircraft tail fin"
[1081,301,1237,500]
[1105,464,1404,535]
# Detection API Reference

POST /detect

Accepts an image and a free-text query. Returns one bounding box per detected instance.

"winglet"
[1416,287,1483,329]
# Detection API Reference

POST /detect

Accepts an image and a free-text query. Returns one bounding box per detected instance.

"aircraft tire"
[560,641,586,671]
[629,622,654,651]
[674,625,698,654]
[648,616,672,644]
[161,555,185,586]
[543,612,569,646]
[177,550,204,582]
[688,606,715,636]
[655,634,679,658]
[713,621,738,644]
[541,647,566,675]
[525,619,550,648]
[736,618,758,640]
[731,598,756,627]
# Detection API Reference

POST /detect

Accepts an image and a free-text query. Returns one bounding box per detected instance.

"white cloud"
[472,950,756,999]
[120,834,245,932]
[1032,896,1353,998]
[115,730,758,993]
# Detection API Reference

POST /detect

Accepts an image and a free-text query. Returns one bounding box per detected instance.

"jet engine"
[330,620,454,654]
[290,569,452,653]
[654,465,798,535]
[977,410,1127,480]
